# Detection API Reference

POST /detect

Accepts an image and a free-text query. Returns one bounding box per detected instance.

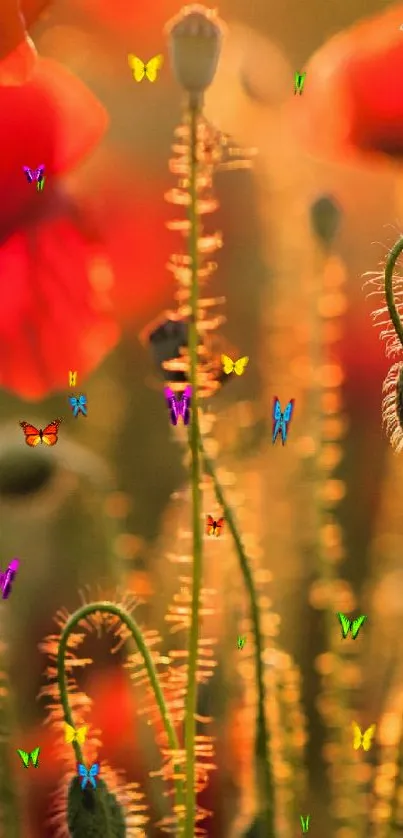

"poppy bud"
[67,776,126,837]
[165,4,225,104]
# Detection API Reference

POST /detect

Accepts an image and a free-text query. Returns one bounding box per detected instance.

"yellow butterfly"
[69,370,77,386]
[221,354,249,376]
[128,54,163,83]
[64,723,88,745]
[352,721,376,751]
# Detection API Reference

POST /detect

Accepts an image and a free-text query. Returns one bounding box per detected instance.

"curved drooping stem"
[385,234,403,350]
[56,601,184,819]
[183,98,204,838]
[200,440,275,835]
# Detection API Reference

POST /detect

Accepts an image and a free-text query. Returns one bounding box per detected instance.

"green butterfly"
[237,635,246,650]
[36,176,45,192]
[336,613,367,640]
[300,814,310,833]
[17,747,40,768]
[294,71,306,95]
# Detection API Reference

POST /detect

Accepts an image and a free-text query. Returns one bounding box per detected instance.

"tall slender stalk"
[384,234,403,349]
[184,99,204,838]
[200,439,275,835]
[55,601,185,816]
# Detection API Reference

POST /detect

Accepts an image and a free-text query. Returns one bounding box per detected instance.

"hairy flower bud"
[166,4,225,104]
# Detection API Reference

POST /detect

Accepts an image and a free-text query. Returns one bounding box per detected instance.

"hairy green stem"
[385,234,403,349]
[199,440,275,835]
[56,601,185,821]
[184,99,204,838]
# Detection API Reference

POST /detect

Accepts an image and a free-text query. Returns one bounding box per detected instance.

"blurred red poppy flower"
[290,4,403,165]
[0,56,119,400]
[77,160,176,327]
[0,0,52,85]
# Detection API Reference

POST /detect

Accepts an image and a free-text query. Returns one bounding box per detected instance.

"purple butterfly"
[164,385,192,426]
[0,558,19,600]
[23,165,45,184]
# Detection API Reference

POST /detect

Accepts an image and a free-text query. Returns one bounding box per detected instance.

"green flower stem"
[385,234,403,349]
[56,601,185,823]
[183,98,204,838]
[199,439,275,836]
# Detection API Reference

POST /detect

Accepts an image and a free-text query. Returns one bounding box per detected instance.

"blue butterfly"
[77,762,100,790]
[69,394,88,418]
[272,397,295,445]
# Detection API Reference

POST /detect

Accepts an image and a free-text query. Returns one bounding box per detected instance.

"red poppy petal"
[290,4,403,163]
[0,57,108,228]
[0,212,119,400]
[0,37,37,85]
[0,0,27,60]
[21,0,52,27]
[78,164,174,325]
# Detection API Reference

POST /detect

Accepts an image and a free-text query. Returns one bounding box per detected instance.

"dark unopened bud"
[310,194,342,247]
[67,776,126,837]
[166,4,225,104]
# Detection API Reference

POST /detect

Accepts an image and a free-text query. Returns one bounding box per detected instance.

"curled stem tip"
[56,601,184,822]
[385,234,403,351]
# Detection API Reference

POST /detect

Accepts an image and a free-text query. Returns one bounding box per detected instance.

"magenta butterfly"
[164,385,192,426]
[0,558,19,600]
[23,165,45,184]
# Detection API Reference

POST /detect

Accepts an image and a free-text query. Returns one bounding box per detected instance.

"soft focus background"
[1,0,403,836]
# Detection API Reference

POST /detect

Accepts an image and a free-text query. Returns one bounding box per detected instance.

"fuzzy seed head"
[166,5,225,100]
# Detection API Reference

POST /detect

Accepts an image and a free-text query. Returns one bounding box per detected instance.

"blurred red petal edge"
[0,213,120,400]
[0,37,37,85]
[29,58,109,175]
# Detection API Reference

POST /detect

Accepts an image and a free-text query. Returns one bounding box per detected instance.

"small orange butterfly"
[206,515,224,537]
[19,419,62,447]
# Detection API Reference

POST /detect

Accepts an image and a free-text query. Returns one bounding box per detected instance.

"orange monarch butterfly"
[19,419,62,447]
[206,515,224,537]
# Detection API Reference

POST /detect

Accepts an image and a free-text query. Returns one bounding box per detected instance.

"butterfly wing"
[88,762,100,789]
[281,398,295,444]
[34,165,45,181]
[69,396,79,417]
[41,419,62,446]
[64,723,75,744]
[128,54,146,82]
[181,385,192,425]
[77,763,89,789]
[144,54,163,82]
[233,356,249,376]
[362,724,376,752]
[351,615,367,639]
[336,612,351,639]
[76,725,88,746]
[1,559,18,599]
[17,749,29,768]
[352,721,363,750]
[77,395,88,417]
[19,421,41,446]
[164,387,179,425]
[221,354,234,375]
[30,746,40,767]
[206,514,215,536]
[215,517,225,537]
[272,397,282,443]
[23,166,33,183]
